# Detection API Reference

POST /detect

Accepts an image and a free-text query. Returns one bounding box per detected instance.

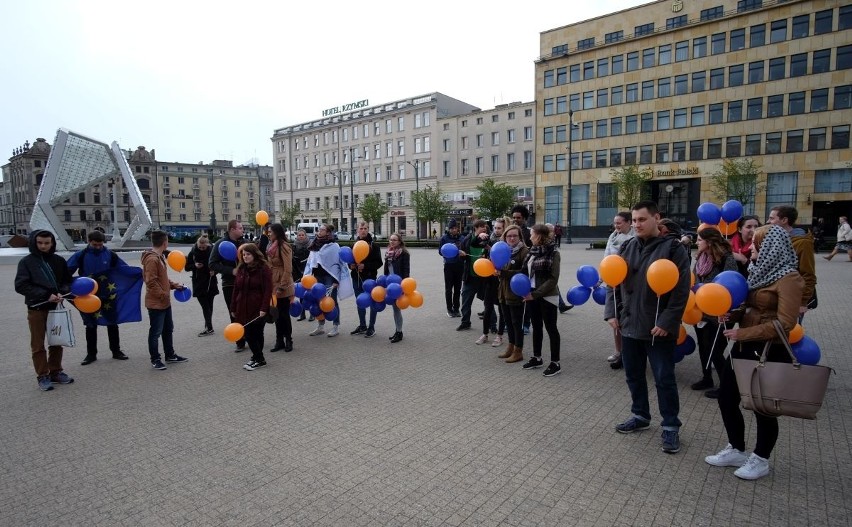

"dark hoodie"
[14,230,72,310]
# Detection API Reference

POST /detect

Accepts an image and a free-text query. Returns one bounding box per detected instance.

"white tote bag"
[47,302,76,347]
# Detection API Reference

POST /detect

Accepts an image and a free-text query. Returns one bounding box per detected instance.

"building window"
[711,32,726,55]
[507,152,516,171]
[675,40,689,62]
[790,53,807,77]
[596,120,607,138]
[582,122,593,140]
[544,99,554,116]
[837,45,852,70]
[627,51,639,71]
[730,28,746,51]
[808,128,827,151]
[691,106,705,126]
[556,67,568,84]
[788,91,805,114]
[597,58,609,77]
[634,23,654,36]
[596,89,608,107]
[701,6,724,21]
[768,57,786,80]
[642,80,655,100]
[674,108,687,128]
[728,101,743,122]
[726,137,742,157]
[583,91,594,110]
[815,9,833,35]
[524,126,533,141]
[596,150,607,168]
[570,65,581,82]
[582,152,593,169]
[832,126,851,149]
[765,172,798,218]
[612,86,623,105]
[748,61,764,83]
[738,0,762,12]
[745,134,762,155]
[710,68,725,89]
[767,94,784,117]
[583,61,595,80]
[811,88,829,112]
[766,132,782,154]
[491,155,499,173]
[639,145,652,164]
[729,65,744,87]
[674,75,688,95]
[813,49,831,74]
[672,142,686,161]
[708,138,723,159]
[642,48,655,68]
[627,83,639,102]
[610,149,622,167]
[815,169,852,192]
[709,103,724,124]
[658,78,671,97]
[667,15,687,29]
[626,115,637,134]
[841,5,852,30]
[641,113,654,132]
[625,147,637,165]
[792,14,809,39]
[658,44,671,65]
[612,54,624,73]
[786,130,804,152]
[693,37,707,58]
[835,85,852,109]
[605,31,623,43]
[524,151,533,170]
[657,111,670,130]
[750,24,766,47]
[770,20,787,43]
[611,117,622,136]
[690,140,704,160]
[692,72,706,92]
[578,37,595,50]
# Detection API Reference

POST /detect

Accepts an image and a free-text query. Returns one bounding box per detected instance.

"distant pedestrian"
[823,216,852,262]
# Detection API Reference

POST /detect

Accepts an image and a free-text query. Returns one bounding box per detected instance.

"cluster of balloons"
[355,275,423,312]
[565,265,607,306]
[473,241,515,278]
[787,323,821,365]
[697,200,745,236]
[290,275,339,322]
[71,277,101,313]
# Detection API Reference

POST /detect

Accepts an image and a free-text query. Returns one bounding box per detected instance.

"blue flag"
[80,266,143,326]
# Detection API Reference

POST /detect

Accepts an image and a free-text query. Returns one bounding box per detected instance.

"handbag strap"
[757,320,799,366]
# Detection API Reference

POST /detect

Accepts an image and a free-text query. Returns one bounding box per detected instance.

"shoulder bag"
[47,301,76,347]
[732,320,832,419]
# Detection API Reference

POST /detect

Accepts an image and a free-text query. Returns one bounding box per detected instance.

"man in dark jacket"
[439,220,464,318]
[456,220,491,331]
[604,201,690,455]
[349,222,383,337]
[14,230,74,391]
[209,219,246,351]
[66,230,129,364]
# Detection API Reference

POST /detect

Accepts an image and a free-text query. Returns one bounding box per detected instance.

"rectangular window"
[596,150,607,168]
[788,92,805,114]
[813,49,831,74]
[627,51,639,71]
[667,15,687,29]
[596,119,608,138]
[556,67,567,85]
[656,144,670,163]
[708,138,723,159]
[597,58,609,77]
[786,130,804,152]
[675,40,689,62]
[583,60,595,80]
[709,103,724,124]
[808,128,826,151]
[728,100,743,122]
[642,48,655,68]
[710,68,724,89]
[790,53,807,77]
[634,23,654,36]
[492,132,500,146]
[491,155,500,173]
[792,14,809,39]
[582,122,593,140]
[605,31,623,43]
[691,106,705,126]
[811,88,829,112]
[625,147,637,165]
[693,37,707,59]
[692,72,706,92]
[748,61,764,83]
[701,6,724,21]
[690,140,704,160]
[766,132,782,154]
[840,5,852,30]
[738,0,763,12]
[672,142,686,162]
[750,24,766,47]
[611,86,623,105]
[832,125,851,149]
[597,89,608,107]
[730,28,746,51]
[610,149,622,167]
[674,75,688,95]
[659,44,671,65]
[729,65,744,87]
[815,169,852,192]
[674,108,687,128]
[543,70,555,88]
[770,19,787,43]
[726,136,742,157]
[837,45,852,70]
[658,78,671,97]
[835,85,852,109]
[475,157,484,174]
[570,94,580,111]
[641,113,654,132]
[768,57,785,80]
[570,65,581,82]
[611,117,622,136]
[626,115,638,134]
[626,83,638,102]
[639,145,653,164]
[543,128,554,144]
[524,151,533,169]
[711,32,726,55]
[612,54,623,74]
[814,9,833,35]
[582,152,593,169]
[765,172,799,219]
[767,94,784,117]
[583,91,594,109]
[657,110,670,130]
[746,134,762,155]
[507,153,516,171]
[555,125,567,142]
[524,126,533,141]
[578,37,595,51]
[642,80,654,100]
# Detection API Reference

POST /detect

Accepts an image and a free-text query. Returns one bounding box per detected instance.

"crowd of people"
[14,203,833,481]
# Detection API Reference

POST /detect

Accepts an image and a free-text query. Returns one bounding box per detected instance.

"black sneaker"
[455,322,471,331]
[704,388,720,399]
[452,310,462,318]
[234,345,246,353]
[152,360,167,370]
[661,430,681,454]
[559,304,573,313]
[197,328,215,337]
[691,378,714,390]
[522,357,543,369]
[543,362,561,377]
[364,327,375,338]
[615,417,651,434]
[350,326,367,335]
[165,354,188,363]
[610,359,623,370]
[446,311,455,318]
[243,360,267,371]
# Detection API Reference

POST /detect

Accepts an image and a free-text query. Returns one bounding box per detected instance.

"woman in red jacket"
[231,244,273,371]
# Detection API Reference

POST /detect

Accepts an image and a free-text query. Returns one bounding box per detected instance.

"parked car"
[336,231,354,241]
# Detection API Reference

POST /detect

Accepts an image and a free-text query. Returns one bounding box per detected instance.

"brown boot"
[497,343,513,359]
[505,346,523,363]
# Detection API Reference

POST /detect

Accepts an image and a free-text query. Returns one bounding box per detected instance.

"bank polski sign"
[322,99,369,117]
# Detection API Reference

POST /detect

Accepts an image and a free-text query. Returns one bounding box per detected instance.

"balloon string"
[706,322,724,371]
[243,314,265,326]
[32,292,72,307]
[652,296,660,346]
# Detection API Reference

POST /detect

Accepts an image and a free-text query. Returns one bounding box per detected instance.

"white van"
[297,222,321,239]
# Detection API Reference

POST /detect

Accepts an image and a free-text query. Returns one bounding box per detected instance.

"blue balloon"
[510,274,531,297]
[576,265,600,288]
[386,274,402,285]
[673,347,687,363]
[294,283,307,299]
[592,286,608,305]
[308,304,323,317]
[311,283,327,301]
[712,271,749,308]
[339,246,355,265]
[376,275,388,287]
[71,277,97,296]
[567,285,592,306]
[174,287,192,302]
[792,336,821,365]
[363,279,376,293]
[371,300,387,312]
[721,200,744,224]
[356,292,372,309]
[441,243,459,259]
[676,335,696,356]
[289,300,303,317]
[301,295,316,308]
[489,241,511,269]
[385,283,403,300]
[692,282,704,293]
[218,240,237,261]
[325,306,339,322]
[697,202,722,225]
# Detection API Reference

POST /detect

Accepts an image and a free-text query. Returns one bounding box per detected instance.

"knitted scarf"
[308,233,333,252]
[693,251,714,278]
[747,225,798,290]
[385,246,403,262]
[528,241,556,272]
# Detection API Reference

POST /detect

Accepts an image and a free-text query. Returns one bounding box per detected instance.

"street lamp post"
[566,110,576,244]
[209,174,217,236]
[109,177,121,240]
[349,148,358,234]
[406,160,420,241]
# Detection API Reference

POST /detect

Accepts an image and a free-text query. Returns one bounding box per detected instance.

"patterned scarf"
[747,225,798,290]
[693,251,714,278]
[308,233,333,252]
[385,246,403,261]
[528,240,556,272]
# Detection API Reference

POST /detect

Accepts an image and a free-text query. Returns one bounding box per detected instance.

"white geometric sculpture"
[30,129,152,251]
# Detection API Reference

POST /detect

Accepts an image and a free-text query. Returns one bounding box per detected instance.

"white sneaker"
[734,453,770,480]
[309,325,325,336]
[475,334,488,345]
[607,353,621,363]
[705,444,749,467]
[491,335,503,347]
[327,325,340,337]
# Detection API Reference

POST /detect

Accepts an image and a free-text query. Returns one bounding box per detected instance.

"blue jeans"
[354,279,377,330]
[621,336,681,430]
[148,307,175,362]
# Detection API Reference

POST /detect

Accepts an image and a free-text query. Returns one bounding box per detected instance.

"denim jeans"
[621,336,681,430]
[148,307,175,362]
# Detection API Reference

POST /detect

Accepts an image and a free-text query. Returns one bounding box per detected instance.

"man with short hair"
[67,230,129,365]
[210,220,246,351]
[510,205,532,247]
[768,205,816,320]
[15,230,74,391]
[456,220,490,331]
[605,201,690,454]
[142,230,188,370]
[349,222,383,337]
[439,220,464,317]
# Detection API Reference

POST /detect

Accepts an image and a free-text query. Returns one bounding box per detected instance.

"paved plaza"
[0,244,850,526]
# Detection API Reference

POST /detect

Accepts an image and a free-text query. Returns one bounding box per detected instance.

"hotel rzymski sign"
[322,99,369,117]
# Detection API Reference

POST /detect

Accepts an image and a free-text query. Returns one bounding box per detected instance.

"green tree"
[411,184,452,238]
[321,201,335,227]
[709,158,765,211]
[358,194,388,232]
[472,179,517,220]
[279,202,301,229]
[610,165,653,210]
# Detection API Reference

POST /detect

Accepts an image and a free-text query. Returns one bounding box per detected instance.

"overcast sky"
[1,0,646,168]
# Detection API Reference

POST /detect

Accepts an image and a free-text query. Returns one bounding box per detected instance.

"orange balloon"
[695,283,732,316]
[677,325,687,345]
[270,295,278,307]
[89,280,99,295]
[409,290,424,308]
[316,313,325,321]
[599,255,628,287]
[401,277,417,295]
[698,223,720,232]
[717,219,738,236]
[371,285,386,302]
[352,240,369,263]
[255,210,269,225]
[682,306,703,325]
[223,322,245,342]
[301,275,317,289]
[473,258,495,278]
[319,296,335,312]
[690,271,695,288]
[74,294,102,313]
[788,323,805,344]
[396,295,410,309]
[167,250,186,272]
[685,290,696,313]
[647,259,679,296]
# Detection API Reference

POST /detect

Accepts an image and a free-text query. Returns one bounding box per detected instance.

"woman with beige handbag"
[705,224,804,481]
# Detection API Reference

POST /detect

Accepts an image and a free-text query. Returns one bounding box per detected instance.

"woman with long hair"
[706,225,804,480]
[690,228,738,397]
[384,233,410,343]
[230,243,273,371]
[476,218,507,346]
[496,225,529,363]
[292,229,311,321]
[520,224,562,377]
[185,235,219,337]
[731,215,761,277]
[267,224,295,352]
[305,224,352,337]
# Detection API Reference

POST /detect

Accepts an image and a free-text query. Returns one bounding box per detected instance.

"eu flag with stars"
[81,266,143,326]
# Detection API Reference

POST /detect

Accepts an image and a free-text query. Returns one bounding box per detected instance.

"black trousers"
[244,318,266,363]
[501,303,525,348]
[85,324,120,356]
[443,262,463,312]
[695,321,729,382]
[222,284,246,348]
[197,295,215,331]
[274,296,293,345]
[529,298,560,361]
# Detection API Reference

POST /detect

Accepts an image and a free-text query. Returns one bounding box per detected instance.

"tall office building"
[536,0,852,236]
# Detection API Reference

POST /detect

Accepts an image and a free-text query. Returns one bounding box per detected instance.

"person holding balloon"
[519,224,562,377]
[456,220,491,332]
[266,224,295,352]
[349,222,384,338]
[305,224,353,337]
[476,218,507,346]
[604,201,690,454]
[209,220,246,351]
[690,228,738,397]
[383,233,410,343]
[767,206,816,322]
[707,224,804,480]
[185,235,219,338]
[292,230,311,320]
[231,244,273,370]
[438,220,464,318]
[141,231,189,371]
[602,212,634,368]
[731,215,761,277]
[497,225,529,364]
